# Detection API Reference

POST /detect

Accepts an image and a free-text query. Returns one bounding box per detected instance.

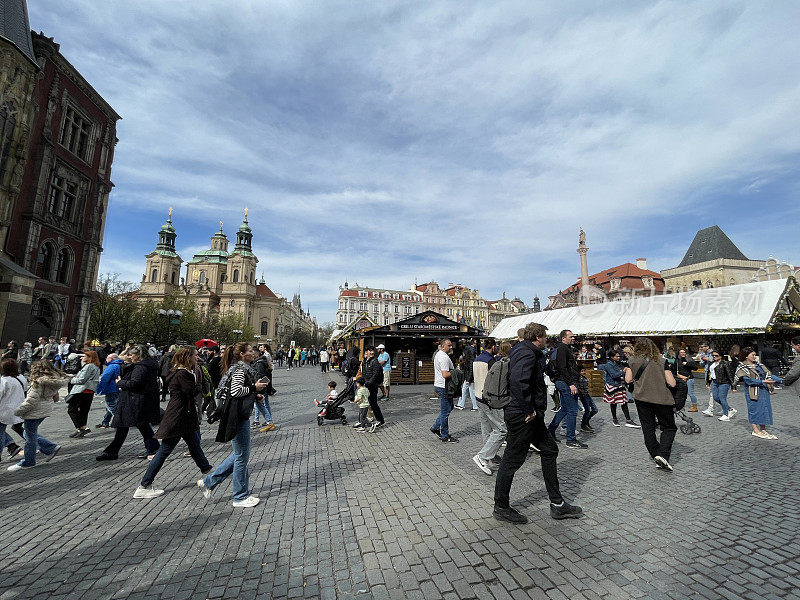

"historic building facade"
[661,225,766,292]
[138,211,317,344]
[336,282,423,328]
[1,3,119,343]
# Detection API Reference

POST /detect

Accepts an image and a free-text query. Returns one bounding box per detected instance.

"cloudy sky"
[29,1,800,323]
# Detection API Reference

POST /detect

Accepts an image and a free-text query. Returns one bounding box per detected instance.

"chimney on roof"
[636,258,647,270]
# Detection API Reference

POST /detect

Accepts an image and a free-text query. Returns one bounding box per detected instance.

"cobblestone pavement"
[1,365,799,600]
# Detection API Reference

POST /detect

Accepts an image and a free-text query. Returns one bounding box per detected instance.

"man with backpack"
[473,339,507,475]
[547,330,588,449]
[494,322,583,524]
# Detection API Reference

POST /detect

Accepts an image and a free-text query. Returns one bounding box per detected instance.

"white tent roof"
[490,278,799,339]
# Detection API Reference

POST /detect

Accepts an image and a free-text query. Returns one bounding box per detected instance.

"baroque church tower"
[139,209,182,298]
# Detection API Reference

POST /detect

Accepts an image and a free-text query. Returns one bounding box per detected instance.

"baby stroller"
[316,379,354,426]
[672,378,701,435]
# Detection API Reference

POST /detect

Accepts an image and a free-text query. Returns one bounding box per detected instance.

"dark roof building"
[662,225,765,291]
[0,0,36,64]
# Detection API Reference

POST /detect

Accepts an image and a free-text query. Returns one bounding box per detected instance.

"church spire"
[153,208,178,257]
[234,207,254,254]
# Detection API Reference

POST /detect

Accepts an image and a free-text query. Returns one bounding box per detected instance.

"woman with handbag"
[705,351,738,422]
[599,350,639,428]
[624,338,678,471]
[8,361,70,471]
[199,342,266,508]
[96,345,161,461]
[67,350,102,438]
[735,347,782,440]
[133,346,213,498]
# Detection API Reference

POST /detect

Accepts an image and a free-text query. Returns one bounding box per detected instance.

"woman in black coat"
[96,345,161,461]
[133,346,212,498]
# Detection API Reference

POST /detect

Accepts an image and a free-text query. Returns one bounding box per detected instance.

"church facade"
[137,210,317,345]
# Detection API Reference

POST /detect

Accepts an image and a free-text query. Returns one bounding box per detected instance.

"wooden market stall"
[350,310,484,385]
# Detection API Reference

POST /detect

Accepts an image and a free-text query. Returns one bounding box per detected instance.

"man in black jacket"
[494,322,582,524]
[547,330,588,448]
[361,347,385,427]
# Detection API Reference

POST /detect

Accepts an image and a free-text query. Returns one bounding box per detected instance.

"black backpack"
[482,357,511,409]
[544,347,559,381]
[446,366,465,398]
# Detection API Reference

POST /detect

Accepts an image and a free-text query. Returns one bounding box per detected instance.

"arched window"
[55,248,71,284]
[199,270,206,283]
[36,243,55,280]
[261,321,269,335]
[171,271,176,284]
[150,268,158,283]
[233,269,239,283]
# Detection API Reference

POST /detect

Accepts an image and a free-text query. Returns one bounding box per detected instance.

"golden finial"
[168,206,173,219]
[219,220,223,231]
[244,207,249,221]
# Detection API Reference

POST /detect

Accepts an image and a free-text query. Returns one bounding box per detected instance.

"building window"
[394,305,399,313]
[233,269,239,282]
[261,321,269,335]
[0,103,16,181]
[171,271,176,284]
[54,248,71,284]
[199,271,206,283]
[59,105,92,160]
[230,300,235,307]
[47,176,79,220]
[150,268,158,283]
[36,243,55,280]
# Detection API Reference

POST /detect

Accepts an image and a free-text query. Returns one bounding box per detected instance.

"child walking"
[353,377,374,433]
[577,368,598,432]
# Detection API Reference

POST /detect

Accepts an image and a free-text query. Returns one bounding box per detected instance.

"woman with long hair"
[599,350,639,427]
[96,345,161,461]
[134,346,213,498]
[705,350,737,422]
[735,347,782,439]
[624,338,677,471]
[8,361,70,471]
[67,350,102,437]
[199,342,266,507]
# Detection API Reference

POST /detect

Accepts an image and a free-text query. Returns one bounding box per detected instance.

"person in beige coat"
[9,361,70,472]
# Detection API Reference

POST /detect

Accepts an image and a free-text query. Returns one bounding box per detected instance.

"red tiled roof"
[256,284,278,299]
[340,290,359,297]
[561,263,665,294]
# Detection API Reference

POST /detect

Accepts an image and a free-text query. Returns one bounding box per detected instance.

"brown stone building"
[0,1,120,343]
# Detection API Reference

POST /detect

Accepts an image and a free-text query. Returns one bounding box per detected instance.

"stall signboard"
[391,311,467,334]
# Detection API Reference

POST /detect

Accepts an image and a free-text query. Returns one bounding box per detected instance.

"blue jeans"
[141,430,211,487]
[548,381,579,442]
[579,394,598,427]
[712,382,731,416]
[254,398,272,424]
[686,378,697,405]
[101,392,119,426]
[457,381,477,410]
[203,418,251,501]
[19,418,58,467]
[432,386,453,439]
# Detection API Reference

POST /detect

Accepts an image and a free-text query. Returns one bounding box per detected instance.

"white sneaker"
[133,485,164,499]
[728,408,737,418]
[701,409,714,417]
[232,495,260,508]
[197,479,213,499]
[718,415,731,422]
[472,454,492,475]
[654,456,673,471]
[7,463,29,472]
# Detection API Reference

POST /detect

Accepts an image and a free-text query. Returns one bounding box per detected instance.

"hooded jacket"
[14,374,70,420]
[507,340,547,415]
[96,359,124,396]
[112,356,161,428]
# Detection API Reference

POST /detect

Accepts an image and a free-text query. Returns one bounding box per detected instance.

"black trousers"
[67,392,94,429]
[104,424,159,456]
[367,387,384,424]
[494,412,563,508]
[634,400,677,460]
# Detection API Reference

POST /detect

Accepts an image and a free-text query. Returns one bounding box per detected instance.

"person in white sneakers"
[199,342,266,507]
[705,351,737,422]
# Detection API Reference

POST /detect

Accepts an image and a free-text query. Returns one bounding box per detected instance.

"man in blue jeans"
[547,330,588,449]
[96,353,123,428]
[431,339,458,443]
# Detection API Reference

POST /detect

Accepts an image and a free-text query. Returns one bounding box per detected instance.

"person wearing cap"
[377,344,391,400]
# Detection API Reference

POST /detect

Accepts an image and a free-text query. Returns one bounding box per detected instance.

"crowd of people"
[423,328,800,524]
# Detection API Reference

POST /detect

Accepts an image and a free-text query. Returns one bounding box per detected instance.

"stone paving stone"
[2,369,800,599]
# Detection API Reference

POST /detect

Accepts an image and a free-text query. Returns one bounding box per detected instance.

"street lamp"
[233,329,242,342]
[158,309,183,344]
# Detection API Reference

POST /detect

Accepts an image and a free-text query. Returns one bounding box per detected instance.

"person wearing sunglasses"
[705,351,737,421]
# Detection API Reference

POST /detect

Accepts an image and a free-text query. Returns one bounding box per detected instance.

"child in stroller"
[316,380,352,426]
[672,375,701,434]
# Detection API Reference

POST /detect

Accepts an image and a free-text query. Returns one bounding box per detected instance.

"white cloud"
[28,0,800,322]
